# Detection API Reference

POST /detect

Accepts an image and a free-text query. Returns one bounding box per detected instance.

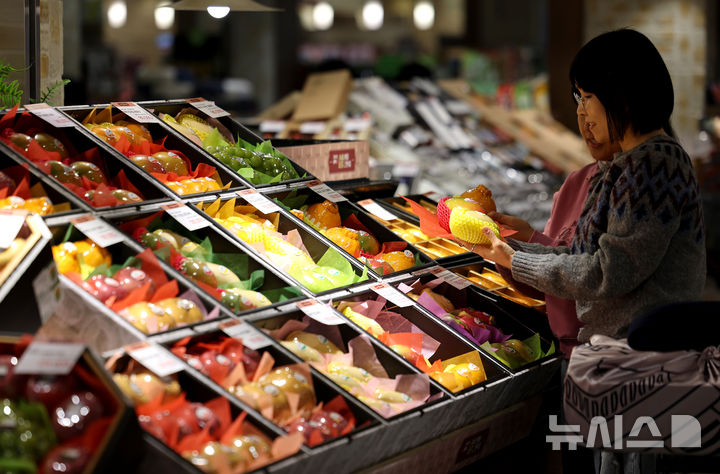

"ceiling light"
[413,1,434,30]
[154,5,175,29]
[207,5,230,18]
[362,1,383,31]
[107,0,127,29]
[312,2,334,30]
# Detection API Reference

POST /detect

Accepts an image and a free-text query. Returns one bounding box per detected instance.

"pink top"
[529,162,599,355]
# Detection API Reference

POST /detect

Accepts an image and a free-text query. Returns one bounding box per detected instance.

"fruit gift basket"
[195,196,371,295]
[143,100,313,187]
[270,188,433,278]
[0,105,168,209]
[111,208,307,315]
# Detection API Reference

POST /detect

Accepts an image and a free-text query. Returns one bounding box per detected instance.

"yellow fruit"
[326,362,371,383]
[326,372,364,393]
[74,240,112,268]
[374,388,412,403]
[443,362,486,391]
[342,307,384,337]
[286,330,341,354]
[381,250,415,272]
[448,207,501,245]
[52,242,80,274]
[280,340,323,362]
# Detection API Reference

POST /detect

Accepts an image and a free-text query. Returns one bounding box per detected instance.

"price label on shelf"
[70,215,125,248]
[369,283,414,307]
[126,341,185,377]
[0,210,27,248]
[259,120,286,133]
[429,267,472,290]
[357,199,397,221]
[15,342,85,375]
[411,266,436,277]
[219,320,270,350]
[24,103,74,127]
[186,97,230,118]
[161,202,209,231]
[111,102,160,123]
[237,189,281,214]
[32,262,61,324]
[299,121,326,135]
[306,180,346,203]
[296,299,345,325]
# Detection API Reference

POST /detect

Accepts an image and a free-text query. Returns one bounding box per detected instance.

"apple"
[39,161,82,186]
[40,442,91,474]
[129,154,166,173]
[152,151,188,175]
[34,133,68,158]
[52,391,103,441]
[357,230,380,255]
[25,374,77,411]
[70,161,106,184]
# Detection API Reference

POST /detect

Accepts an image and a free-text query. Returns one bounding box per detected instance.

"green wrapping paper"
[287,247,368,293]
[480,333,555,370]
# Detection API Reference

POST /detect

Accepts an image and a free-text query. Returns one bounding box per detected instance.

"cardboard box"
[292,69,352,122]
[277,140,369,182]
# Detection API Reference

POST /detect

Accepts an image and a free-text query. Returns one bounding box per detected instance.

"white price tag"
[220,320,270,350]
[237,189,281,214]
[343,118,371,132]
[161,203,210,231]
[259,120,286,133]
[71,215,125,248]
[187,97,230,118]
[33,262,61,324]
[296,299,345,325]
[24,103,74,127]
[126,341,185,377]
[15,342,85,375]
[370,283,414,307]
[0,210,27,248]
[299,121,326,134]
[357,199,397,221]
[111,102,160,123]
[429,267,472,290]
[306,180,346,202]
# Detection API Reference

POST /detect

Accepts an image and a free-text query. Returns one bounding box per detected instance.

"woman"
[469,28,705,345]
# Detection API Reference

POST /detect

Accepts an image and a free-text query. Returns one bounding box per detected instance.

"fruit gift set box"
[143,100,314,188]
[60,104,241,198]
[105,345,305,473]
[194,194,372,295]
[164,328,379,448]
[395,274,556,372]
[108,206,307,316]
[48,221,226,339]
[0,335,140,473]
[0,149,91,217]
[251,306,443,419]
[268,187,434,279]
[0,105,169,210]
[333,290,509,395]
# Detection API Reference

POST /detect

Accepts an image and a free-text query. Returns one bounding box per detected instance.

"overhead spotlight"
[413,1,434,30]
[207,5,230,18]
[107,0,127,28]
[312,2,334,30]
[362,1,383,31]
[154,5,175,29]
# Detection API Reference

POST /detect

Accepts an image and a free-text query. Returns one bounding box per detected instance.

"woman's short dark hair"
[569,29,674,142]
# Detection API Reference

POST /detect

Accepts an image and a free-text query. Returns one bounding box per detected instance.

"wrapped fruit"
[174,402,221,437]
[325,362,371,383]
[286,409,349,445]
[448,207,501,245]
[232,382,290,421]
[219,288,272,312]
[408,288,455,313]
[52,391,103,442]
[342,307,384,337]
[357,230,380,255]
[490,339,536,368]
[129,154,166,173]
[34,132,68,158]
[38,160,82,186]
[280,340,323,363]
[70,161,106,184]
[90,125,119,145]
[360,256,394,275]
[285,331,341,354]
[183,441,246,473]
[171,254,217,287]
[119,122,152,143]
[139,229,189,250]
[227,434,271,463]
[74,240,111,268]
[152,151,188,175]
[460,184,496,213]
[113,266,155,294]
[432,362,486,392]
[40,442,92,474]
[177,114,214,141]
[25,374,77,410]
[326,372,364,393]
[120,301,175,333]
[374,388,412,404]
[0,196,53,215]
[166,177,221,195]
[380,250,414,272]
[81,274,125,302]
[304,200,341,230]
[112,372,181,404]
[325,227,360,257]
[258,368,315,415]
[52,242,81,274]
[9,132,33,150]
[155,297,204,325]
[205,262,240,286]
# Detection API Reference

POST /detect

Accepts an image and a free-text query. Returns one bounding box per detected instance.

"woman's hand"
[457,227,516,269]
[487,212,534,242]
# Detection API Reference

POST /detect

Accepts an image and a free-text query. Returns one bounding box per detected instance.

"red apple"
[40,442,91,474]
[52,391,104,441]
[25,374,77,411]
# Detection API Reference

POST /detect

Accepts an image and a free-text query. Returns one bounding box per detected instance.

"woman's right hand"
[487,212,534,242]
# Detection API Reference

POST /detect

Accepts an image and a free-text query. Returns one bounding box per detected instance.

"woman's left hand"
[457,227,516,269]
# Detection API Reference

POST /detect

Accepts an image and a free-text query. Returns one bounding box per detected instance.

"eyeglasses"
[574,92,588,113]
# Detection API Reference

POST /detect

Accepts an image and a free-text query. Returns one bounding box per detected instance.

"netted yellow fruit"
[448,208,501,245]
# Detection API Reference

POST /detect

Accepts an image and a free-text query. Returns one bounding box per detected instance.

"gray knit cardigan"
[509,135,706,342]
